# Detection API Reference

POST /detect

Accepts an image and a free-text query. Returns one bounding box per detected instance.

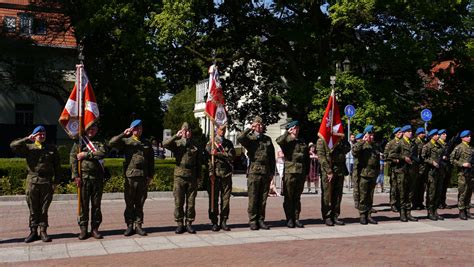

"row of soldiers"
[8,117,473,243]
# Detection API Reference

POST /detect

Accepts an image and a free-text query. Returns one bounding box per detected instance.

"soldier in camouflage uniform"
[437,129,450,209]
[237,116,275,230]
[413,127,427,210]
[352,125,380,225]
[163,122,201,234]
[388,125,418,222]
[10,126,62,243]
[450,130,473,220]
[70,123,106,239]
[108,119,154,236]
[352,133,363,209]
[317,133,350,226]
[276,120,309,228]
[206,125,235,231]
[421,129,444,221]
[384,127,402,212]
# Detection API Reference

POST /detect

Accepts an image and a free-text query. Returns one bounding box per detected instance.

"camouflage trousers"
[124,177,148,225]
[395,166,416,211]
[389,169,400,208]
[174,176,197,223]
[26,182,53,228]
[457,172,472,210]
[352,171,360,207]
[282,173,305,221]
[320,172,344,219]
[78,178,103,228]
[247,174,270,223]
[358,176,376,214]
[208,175,232,224]
[426,169,442,211]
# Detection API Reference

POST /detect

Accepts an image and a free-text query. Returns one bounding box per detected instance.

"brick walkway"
[0,192,472,265]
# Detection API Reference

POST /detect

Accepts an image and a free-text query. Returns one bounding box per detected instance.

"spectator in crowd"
[307,143,319,194]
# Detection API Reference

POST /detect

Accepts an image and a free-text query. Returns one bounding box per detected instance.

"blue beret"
[428,129,438,138]
[32,125,45,135]
[437,129,446,135]
[364,125,374,134]
[392,127,401,134]
[355,133,364,140]
[130,119,142,128]
[460,130,471,138]
[415,127,425,135]
[401,125,412,132]
[286,120,299,130]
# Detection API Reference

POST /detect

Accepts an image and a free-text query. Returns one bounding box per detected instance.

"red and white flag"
[318,89,344,149]
[59,65,99,139]
[205,64,227,126]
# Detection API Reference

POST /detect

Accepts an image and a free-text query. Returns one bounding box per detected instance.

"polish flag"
[318,90,344,149]
[59,65,99,139]
[205,64,227,126]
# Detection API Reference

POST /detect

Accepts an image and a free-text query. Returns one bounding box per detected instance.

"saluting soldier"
[450,130,473,220]
[352,125,380,225]
[70,123,106,239]
[163,122,201,234]
[388,125,418,222]
[421,129,444,221]
[10,126,62,243]
[384,127,402,212]
[237,116,275,230]
[108,119,154,236]
[317,132,350,226]
[206,125,235,231]
[276,120,309,228]
[413,127,427,210]
[437,129,450,209]
[352,133,364,209]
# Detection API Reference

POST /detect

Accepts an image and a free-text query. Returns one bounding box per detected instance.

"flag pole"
[328,76,336,207]
[77,64,83,218]
[210,59,216,213]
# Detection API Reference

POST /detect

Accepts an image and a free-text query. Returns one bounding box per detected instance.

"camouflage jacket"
[450,142,473,174]
[316,138,350,176]
[352,141,381,178]
[70,141,106,180]
[164,135,201,178]
[388,137,416,172]
[422,140,442,169]
[237,128,275,176]
[206,136,235,177]
[276,131,309,175]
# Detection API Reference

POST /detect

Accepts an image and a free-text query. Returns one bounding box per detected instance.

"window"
[19,14,33,35]
[34,18,46,35]
[15,104,34,126]
[3,16,16,33]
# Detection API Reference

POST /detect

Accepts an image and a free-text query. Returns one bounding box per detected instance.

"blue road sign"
[344,105,356,118]
[421,109,432,122]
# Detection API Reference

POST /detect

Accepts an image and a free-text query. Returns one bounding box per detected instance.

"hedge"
[0,158,209,196]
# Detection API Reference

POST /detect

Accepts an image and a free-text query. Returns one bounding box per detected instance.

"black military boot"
[333,217,345,226]
[186,222,196,234]
[391,206,399,212]
[459,210,468,220]
[360,214,368,225]
[211,223,220,232]
[25,227,39,243]
[427,210,437,221]
[124,224,134,236]
[249,222,259,230]
[220,219,230,231]
[175,221,186,234]
[91,227,103,239]
[367,213,377,224]
[466,209,473,219]
[294,220,304,228]
[135,224,147,236]
[325,218,334,226]
[39,226,52,242]
[434,210,444,220]
[287,219,295,228]
[400,209,408,222]
[78,226,88,240]
[406,210,418,222]
[258,220,270,230]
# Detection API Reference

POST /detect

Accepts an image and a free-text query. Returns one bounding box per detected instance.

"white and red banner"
[318,89,344,149]
[59,65,99,139]
[205,64,227,126]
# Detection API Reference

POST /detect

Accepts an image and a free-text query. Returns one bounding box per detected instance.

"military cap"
[286,120,299,129]
[401,125,412,132]
[130,119,142,128]
[364,125,374,134]
[437,129,446,135]
[355,133,364,140]
[32,125,45,135]
[392,127,401,134]
[181,122,189,130]
[428,129,439,138]
[415,127,425,136]
[253,116,263,124]
[460,130,471,138]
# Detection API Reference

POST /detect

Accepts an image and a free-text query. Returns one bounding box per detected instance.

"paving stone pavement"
[0,191,471,265]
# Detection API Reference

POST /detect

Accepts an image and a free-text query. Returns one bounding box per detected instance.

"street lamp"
[343,57,351,72]
[330,75,336,89]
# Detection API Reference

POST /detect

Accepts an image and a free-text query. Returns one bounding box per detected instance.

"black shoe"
[333,218,345,225]
[294,220,304,228]
[360,215,368,225]
[466,210,473,219]
[91,228,103,239]
[400,211,408,222]
[39,227,51,242]
[250,223,259,230]
[367,215,378,224]
[459,210,468,220]
[175,225,186,234]
[419,204,426,210]
[220,220,231,231]
[439,203,447,209]
[325,218,334,226]
[211,224,220,232]
[258,220,270,230]
[135,224,147,236]
[78,226,88,240]
[391,206,399,212]
[287,219,295,228]
[427,211,437,221]
[407,212,418,222]
[186,223,196,234]
[25,228,38,243]
[124,224,134,236]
